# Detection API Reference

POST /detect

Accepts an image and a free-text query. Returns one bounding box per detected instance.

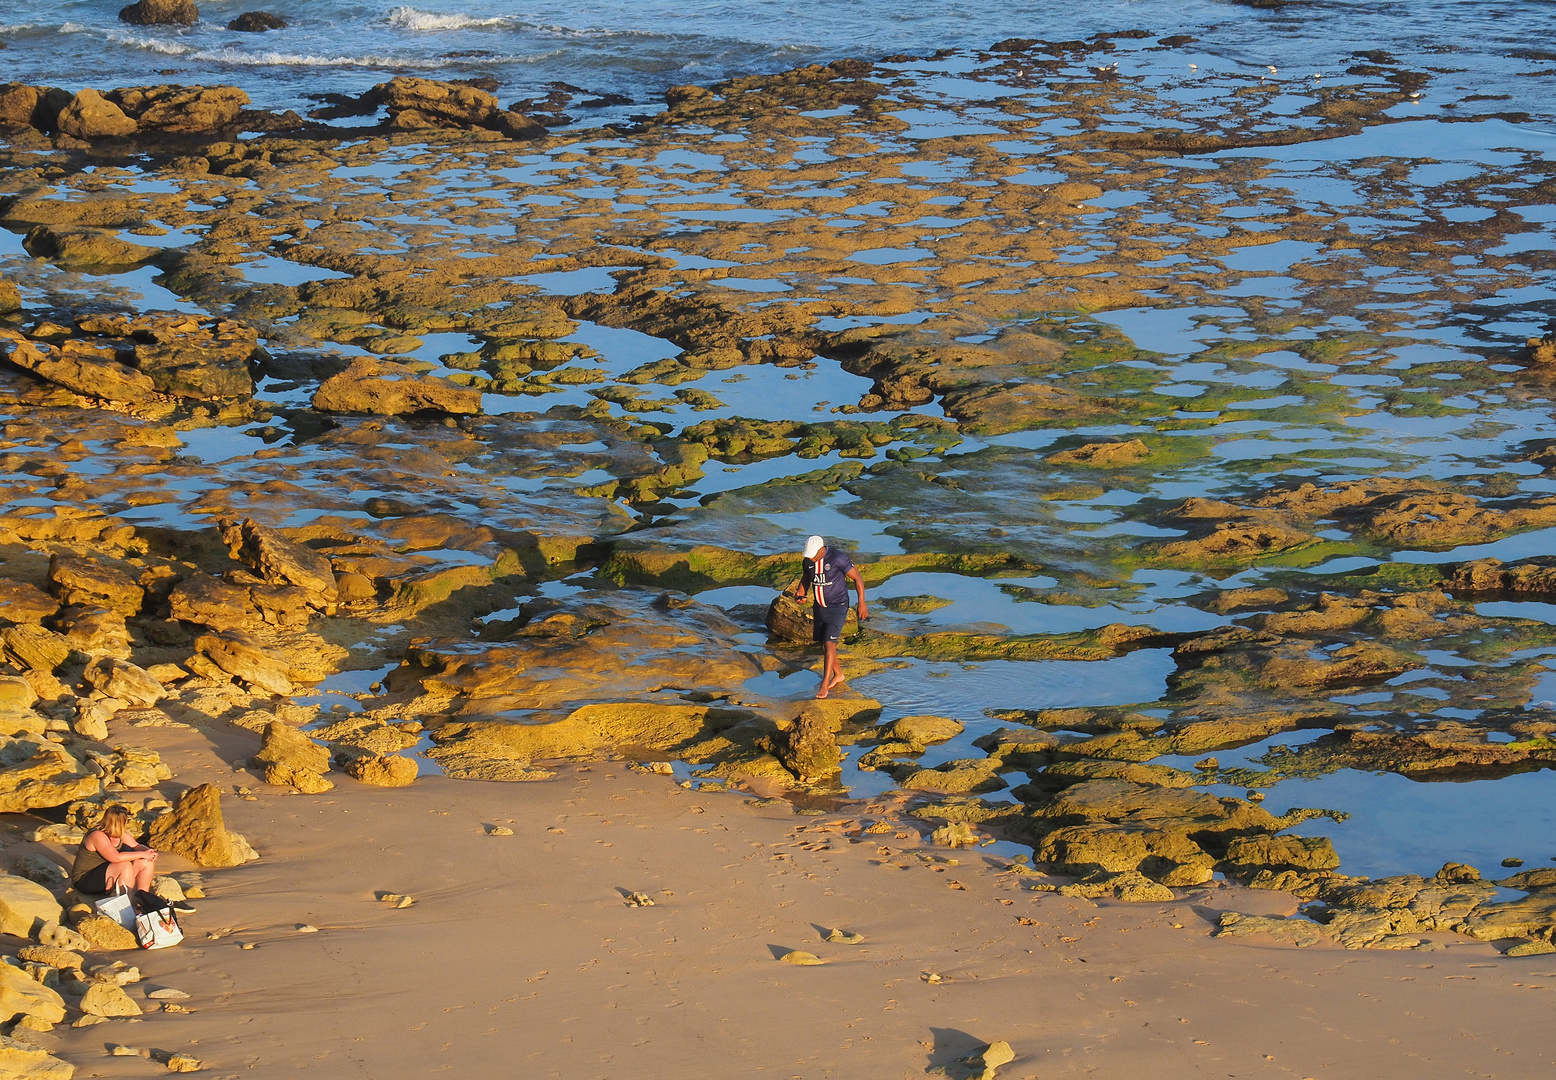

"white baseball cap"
[802,535,825,559]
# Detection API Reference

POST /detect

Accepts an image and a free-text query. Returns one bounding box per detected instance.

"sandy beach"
[0,714,1541,1080]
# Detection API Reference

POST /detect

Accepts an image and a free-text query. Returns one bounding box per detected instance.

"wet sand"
[21,718,1553,1079]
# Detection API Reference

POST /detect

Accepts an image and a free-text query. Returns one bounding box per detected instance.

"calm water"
[2,1,1556,119]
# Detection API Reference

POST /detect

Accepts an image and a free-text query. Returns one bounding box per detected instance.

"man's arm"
[846,565,868,619]
[794,559,813,600]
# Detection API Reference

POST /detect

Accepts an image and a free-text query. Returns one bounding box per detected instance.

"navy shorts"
[813,603,847,644]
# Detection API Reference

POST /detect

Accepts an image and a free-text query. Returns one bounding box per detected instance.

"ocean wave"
[383,7,513,31]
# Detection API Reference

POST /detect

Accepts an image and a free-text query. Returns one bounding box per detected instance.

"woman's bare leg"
[105,861,135,892]
[132,860,155,893]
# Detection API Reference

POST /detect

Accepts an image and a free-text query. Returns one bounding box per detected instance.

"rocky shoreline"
[0,31,1555,1073]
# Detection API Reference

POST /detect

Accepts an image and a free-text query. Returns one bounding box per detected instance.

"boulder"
[78,982,141,1017]
[313,357,482,416]
[169,573,310,631]
[118,0,199,26]
[16,945,82,971]
[219,518,337,606]
[11,854,67,889]
[36,922,89,953]
[54,90,138,139]
[373,76,498,128]
[0,965,65,1025]
[0,85,43,129]
[129,316,257,399]
[3,337,162,406]
[775,702,843,782]
[83,658,165,708]
[71,913,138,951]
[0,678,36,711]
[878,714,963,745]
[21,226,160,271]
[0,626,70,673]
[55,607,131,659]
[251,721,333,792]
[343,754,418,787]
[0,1036,74,1080]
[147,783,257,868]
[0,741,101,814]
[765,588,858,643]
[0,580,57,624]
[46,556,143,616]
[0,874,64,939]
[193,631,294,695]
[109,85,248,132]
[1223,834,1340,873]
[228,10,286,31]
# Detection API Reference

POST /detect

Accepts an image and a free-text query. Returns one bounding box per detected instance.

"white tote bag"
[134,906,183,950]
[94,888,136,930]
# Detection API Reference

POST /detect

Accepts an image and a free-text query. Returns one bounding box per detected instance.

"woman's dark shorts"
[74,862,111,895]
[813,603,848,643]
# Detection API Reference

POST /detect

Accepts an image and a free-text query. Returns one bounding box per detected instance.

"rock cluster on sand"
[251,721,334,792]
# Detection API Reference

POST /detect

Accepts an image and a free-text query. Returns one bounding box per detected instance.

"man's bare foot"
[827,675,847,690]
[815,683,830,698]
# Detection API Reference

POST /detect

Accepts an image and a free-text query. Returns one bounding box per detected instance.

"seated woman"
[70,804,157,897]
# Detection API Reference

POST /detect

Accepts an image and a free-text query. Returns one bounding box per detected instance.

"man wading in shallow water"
[793,535,868,698]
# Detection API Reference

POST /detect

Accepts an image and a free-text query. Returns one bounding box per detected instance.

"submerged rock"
[228,10,286,31]
[119,0,199,27]
[313,358,482,416]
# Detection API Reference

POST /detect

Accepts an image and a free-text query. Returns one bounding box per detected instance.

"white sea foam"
[383,7,512,32]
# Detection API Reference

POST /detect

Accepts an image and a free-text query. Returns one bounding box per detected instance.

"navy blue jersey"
[801,548,854,608]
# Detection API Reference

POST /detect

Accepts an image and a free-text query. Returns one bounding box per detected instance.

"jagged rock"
[128,315,257,399]
[343,754,418,787]
[83,659,164,708]
[0,626,70,673]
[251,721,333,792]
[55,607,131,660]
[372,76,498,128]
[929,1039,1015,1080]
[0,580,57,624]
[79,983,141,1018]
[71,913,137,951]
[1215,911,1323,947]
[118,0,199,26]
[0,875,64,939]
[108,85,249,132]
[1223,835,1340,873]
[11,854,66,889]
[1058,869,1175,902]
[0,1035,74,1079]
[16,945,82,971]
[193,632,294,695]
[313,357,482,416]
[1045,439,1149,467]
[146,783,257,868]
[219,518,337,607]
[22,226,161,271]
[46,556,143,616]
[168,573,310,632]
[1317,874,1497,948]
[775,702,844,781]
[229,11,287,31]
[0,741,101,813]
[35,922,89,953]
[0,678,36,711]
[54,90,138,139]
[1,339,156,404]
[897,757,1006,795]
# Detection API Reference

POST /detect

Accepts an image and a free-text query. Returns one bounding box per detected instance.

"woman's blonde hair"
[99,805,130,841]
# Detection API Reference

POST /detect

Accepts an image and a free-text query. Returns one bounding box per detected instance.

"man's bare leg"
[817,641,840,698]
